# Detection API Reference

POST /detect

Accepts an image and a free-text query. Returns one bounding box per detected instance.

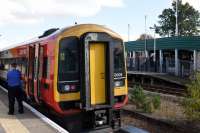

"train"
[0,24,128,132]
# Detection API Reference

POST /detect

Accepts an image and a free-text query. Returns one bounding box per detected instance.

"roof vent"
[39,28,59,38]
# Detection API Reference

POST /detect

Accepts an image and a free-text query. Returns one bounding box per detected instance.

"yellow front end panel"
[114,79,128,96]
[90,43,106,105]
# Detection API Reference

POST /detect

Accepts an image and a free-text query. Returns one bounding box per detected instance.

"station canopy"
[125,36,200,52]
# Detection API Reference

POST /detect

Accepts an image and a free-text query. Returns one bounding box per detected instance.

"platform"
[0,86,68,133]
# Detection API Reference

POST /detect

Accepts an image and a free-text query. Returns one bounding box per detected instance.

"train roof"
[1,24,122,51]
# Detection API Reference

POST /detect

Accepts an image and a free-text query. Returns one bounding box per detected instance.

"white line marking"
[0,85,69,133]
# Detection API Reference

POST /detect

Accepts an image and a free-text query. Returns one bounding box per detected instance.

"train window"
[113,41,125,74]
[34,58,38,79]
[0,64,4,70]
[43,57,50,78]
[58,37,79,81]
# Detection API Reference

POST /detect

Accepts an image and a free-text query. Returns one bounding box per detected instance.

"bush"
[129,85,161,113]
[129,85,146,108]
[182,72,200,121]
[143,98,154,113]
[152,95,161,109]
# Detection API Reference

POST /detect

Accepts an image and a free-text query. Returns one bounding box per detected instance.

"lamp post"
[144,15,148,71]
[150,26,156,71]
[128,24,130,41]
[175,0,179,36]
[144,15,147,58]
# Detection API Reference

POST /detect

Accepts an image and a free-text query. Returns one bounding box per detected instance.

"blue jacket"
[7,69,22,87]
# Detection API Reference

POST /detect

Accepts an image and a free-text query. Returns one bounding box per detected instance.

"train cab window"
[58,37,79,81]
[114,41,125,74]
[113,41,126,87]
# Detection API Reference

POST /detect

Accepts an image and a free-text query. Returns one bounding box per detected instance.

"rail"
[128,82,186,96]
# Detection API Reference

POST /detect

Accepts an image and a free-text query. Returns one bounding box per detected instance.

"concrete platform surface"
[0,87,65,133]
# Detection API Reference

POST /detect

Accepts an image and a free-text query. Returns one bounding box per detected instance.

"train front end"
[54,24,128,131]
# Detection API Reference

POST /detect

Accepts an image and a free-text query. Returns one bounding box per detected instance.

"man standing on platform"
[7,63,24,115]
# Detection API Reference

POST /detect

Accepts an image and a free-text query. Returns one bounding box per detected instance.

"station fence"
[126,57,194,78]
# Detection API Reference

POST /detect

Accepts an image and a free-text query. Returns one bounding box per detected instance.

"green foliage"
[143,98,154,113]
[130,85,146,108]
[182,72,200,121]
[136,33,154,41]
[152,95,161,109]
[130,85,161,113]
[155,0,200,37]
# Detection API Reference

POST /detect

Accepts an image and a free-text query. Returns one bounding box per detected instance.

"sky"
[0,0,199,50]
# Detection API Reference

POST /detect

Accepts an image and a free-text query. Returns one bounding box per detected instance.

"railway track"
[128,82,186,96]
[121,108,199,133]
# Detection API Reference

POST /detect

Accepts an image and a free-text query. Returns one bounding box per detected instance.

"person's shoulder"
[16,69,21,74]
[7,70,12,73]
[7,70,12,75]
[14,69,20,72]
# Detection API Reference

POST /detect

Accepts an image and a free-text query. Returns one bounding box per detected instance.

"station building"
[125,36,200,77]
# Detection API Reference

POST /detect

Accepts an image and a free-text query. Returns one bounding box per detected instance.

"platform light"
[150,26,157,72]
[149,25,156,62]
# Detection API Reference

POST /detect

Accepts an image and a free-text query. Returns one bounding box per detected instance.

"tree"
[137,33,154,41]
[182,72,200,121]
[155,0,200,37]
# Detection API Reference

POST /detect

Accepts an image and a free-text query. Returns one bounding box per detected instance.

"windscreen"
[113,41,125,78]
[58,37,79,81]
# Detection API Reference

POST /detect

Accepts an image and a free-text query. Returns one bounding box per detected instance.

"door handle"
[100,73,105,79]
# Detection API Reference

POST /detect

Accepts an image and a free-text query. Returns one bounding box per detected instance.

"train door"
[38,45,44,100]
[90,43,106,105]
[27,45,35,96]
[33,44,43,103]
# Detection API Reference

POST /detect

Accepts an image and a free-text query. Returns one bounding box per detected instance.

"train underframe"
[59,108,121,132]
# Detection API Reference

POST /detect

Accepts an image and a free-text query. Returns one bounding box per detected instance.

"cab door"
[90,43,106,105]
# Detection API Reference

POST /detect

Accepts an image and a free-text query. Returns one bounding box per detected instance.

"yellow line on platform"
[0,101,29,133]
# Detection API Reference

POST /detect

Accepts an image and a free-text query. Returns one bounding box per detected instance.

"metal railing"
[127,57,194,77]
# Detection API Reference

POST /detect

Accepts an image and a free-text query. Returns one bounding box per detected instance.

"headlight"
[58,84,78,93]
[114,80,125,87]
[63,85,70,91]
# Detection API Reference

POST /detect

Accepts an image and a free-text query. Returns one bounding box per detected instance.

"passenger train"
[0,24,128,132]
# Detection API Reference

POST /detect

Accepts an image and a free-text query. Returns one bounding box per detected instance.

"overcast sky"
[0,0,199,49]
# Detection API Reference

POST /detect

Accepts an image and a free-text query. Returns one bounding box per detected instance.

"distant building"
[125,36,200,77]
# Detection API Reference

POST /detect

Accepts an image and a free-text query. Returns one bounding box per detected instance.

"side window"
[38,47,44,78]
[34,58,38,79]
[42,57,50,79]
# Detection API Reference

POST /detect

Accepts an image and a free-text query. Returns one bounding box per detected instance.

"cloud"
[0,0,124,25]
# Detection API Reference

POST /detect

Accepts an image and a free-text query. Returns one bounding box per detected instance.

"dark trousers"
[8,86,24,113]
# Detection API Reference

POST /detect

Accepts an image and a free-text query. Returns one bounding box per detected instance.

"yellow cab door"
[90,43,106,105]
